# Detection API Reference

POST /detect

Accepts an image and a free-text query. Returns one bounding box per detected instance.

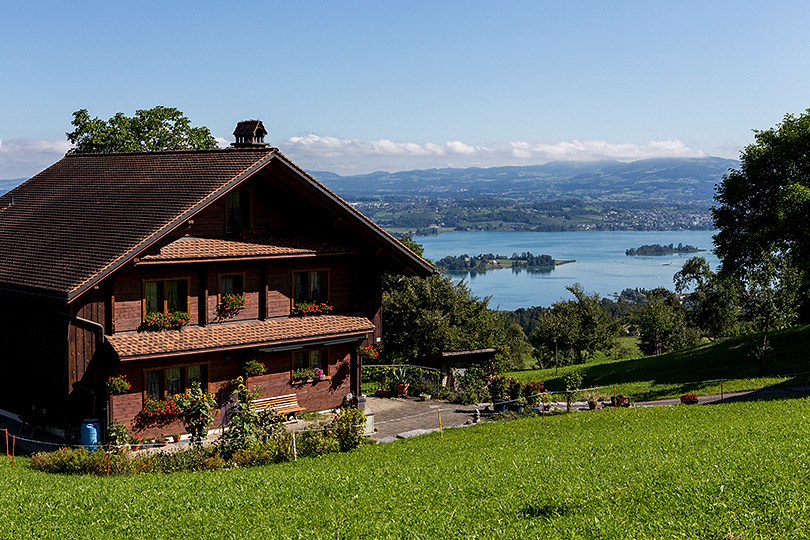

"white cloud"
[0,138,72,157]
[0,138,72,179]
[279,134,708,175]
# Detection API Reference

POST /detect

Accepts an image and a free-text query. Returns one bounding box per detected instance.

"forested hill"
[315,157,738,204]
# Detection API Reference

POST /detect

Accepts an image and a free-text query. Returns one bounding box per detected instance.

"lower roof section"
[107,314,375,361]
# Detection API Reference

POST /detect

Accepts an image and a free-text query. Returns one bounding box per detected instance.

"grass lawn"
[3,397,810,538]
[509,325,810,402]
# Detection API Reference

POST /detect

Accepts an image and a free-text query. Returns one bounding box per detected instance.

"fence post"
[542,393,545,419]
[292,430,297,462]
[438,409,443,438]
[11,436,15,468]
[721,378,724,402]
[5,428,7,458]
[613,384,617,408]
[107,443,111,477]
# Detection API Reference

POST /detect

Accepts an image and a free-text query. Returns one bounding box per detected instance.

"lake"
[417,230,720,310]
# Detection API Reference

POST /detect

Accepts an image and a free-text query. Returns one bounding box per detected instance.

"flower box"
[291,302,333,316]
[292,367,326,382]
[141,311,191,331]
[218,293,247,317]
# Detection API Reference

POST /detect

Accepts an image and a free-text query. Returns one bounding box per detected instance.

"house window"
[219,273,244,297]
[293,270,328,303]
[144,278,189,314]
[144,364,208,399]
[293,349,325,373]
[226,190,251,233]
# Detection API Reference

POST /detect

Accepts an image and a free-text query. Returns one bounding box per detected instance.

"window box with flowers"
[106,375,131,394]
[291,301,333,316]
[141,311,192,331]
[218,293,247,317]
[141,395,181,419]
[292,367,326,382]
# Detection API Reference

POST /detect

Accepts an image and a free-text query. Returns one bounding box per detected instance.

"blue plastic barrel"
[80,419,100,450]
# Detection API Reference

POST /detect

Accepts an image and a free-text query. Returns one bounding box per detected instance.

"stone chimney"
[231,120,268,148]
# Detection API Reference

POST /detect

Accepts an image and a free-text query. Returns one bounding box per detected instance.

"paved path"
[366,396,482,442]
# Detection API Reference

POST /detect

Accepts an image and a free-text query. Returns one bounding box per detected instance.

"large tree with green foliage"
[740,252,803,373]
[530,284,616,367]
[713,110,810,301]
[66,106,218,154]
[673,257,741,340]
[630,288,700,356]
[382,273,530,369]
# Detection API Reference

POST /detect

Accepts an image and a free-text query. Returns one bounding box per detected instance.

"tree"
[66,106,218,154]
[712,110,810,306]
[531,284,616,366]
[673,257,741,340]
[382,273,530,369]
[740,252,803,374]
[631,288,699,356]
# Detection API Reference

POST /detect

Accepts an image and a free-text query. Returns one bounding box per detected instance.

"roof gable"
[0,148,273,298]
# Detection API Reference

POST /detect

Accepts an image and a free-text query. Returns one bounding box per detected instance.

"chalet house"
[0,120,432,437]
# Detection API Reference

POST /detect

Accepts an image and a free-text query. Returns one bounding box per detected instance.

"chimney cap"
[232,120,268,148]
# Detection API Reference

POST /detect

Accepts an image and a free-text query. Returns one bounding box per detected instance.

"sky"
[2,1,809,179]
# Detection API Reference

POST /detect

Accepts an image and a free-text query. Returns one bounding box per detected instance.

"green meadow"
[511,325,810,401]
[3,397,810,539]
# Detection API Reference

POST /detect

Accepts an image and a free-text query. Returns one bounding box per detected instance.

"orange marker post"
[11,436,15,468]
[438,409,443,438]
[5,428,8,458]
[542,393,546,419]
[613,384,618,408]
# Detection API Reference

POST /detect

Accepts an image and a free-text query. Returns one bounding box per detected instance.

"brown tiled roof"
[0,146,433,301]
[107,314,374,360]
[0,149,275,298]
[139,236,361,262]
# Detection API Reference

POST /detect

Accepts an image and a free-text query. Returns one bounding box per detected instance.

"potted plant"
[680,394,698,405]
[393,367,410,395]
[170,433,182,443]
[243,359,267,377]
[357,345,379,361]
[129,433,142,451]
[154,435,168,446]
[106,375,131,394]
[584,391,600,410]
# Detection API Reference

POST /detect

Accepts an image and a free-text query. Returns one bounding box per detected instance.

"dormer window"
[226,190,251,234]
[143,278,189,315]
[293,270,328,303]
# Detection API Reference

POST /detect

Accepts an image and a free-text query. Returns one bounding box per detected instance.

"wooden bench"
[250,393,305,419]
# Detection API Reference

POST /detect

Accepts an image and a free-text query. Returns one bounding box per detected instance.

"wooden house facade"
[0,121,432,437]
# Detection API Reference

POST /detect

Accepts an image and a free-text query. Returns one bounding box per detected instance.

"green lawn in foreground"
[3,398,810,539]
[509,325,810,401]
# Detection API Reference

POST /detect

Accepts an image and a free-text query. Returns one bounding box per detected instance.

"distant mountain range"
[0,178,27,197]
[314,157,738,205]
[2,156,738,205]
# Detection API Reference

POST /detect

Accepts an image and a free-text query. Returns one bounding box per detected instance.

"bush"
[332,405,367,452]
[30,447,133,476]
[297,428,340,458]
